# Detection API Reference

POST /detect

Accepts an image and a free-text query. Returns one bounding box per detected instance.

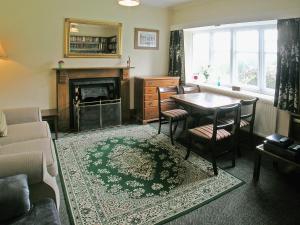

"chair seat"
[240,119,250,127]
[162,109,188,119]
[189,124,231,141]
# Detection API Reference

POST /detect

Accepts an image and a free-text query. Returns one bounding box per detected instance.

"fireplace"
[69,78,121,130]
[54,66,131,131]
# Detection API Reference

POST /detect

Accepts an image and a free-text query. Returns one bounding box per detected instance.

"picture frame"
[134,28,159,50]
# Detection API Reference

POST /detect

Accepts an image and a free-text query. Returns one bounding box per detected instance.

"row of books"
[70,43,102,49]
[70,35,116,43]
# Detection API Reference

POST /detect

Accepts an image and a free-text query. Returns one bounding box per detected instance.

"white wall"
[0,0,170,109]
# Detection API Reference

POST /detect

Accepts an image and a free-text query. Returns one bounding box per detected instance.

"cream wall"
[0,0,170,109]
[170,0,300,30]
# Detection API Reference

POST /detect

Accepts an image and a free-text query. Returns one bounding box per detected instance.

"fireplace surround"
[54,66,130,131]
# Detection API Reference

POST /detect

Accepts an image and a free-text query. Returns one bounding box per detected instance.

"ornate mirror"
[64,18,122,58]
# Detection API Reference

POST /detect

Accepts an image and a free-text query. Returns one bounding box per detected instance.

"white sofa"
[0,107,59,208]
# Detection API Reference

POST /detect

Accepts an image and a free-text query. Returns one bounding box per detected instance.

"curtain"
[168,30,185,84]
[274,18,300,113]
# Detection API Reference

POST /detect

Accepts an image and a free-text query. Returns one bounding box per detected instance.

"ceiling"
[141,0,193,8]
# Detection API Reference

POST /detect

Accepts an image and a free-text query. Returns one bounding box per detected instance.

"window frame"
[188,22,277,96]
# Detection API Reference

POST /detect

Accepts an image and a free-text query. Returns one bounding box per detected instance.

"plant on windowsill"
[202,65,211,83]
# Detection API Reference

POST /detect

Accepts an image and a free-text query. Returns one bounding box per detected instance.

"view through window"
[187,21,277,95]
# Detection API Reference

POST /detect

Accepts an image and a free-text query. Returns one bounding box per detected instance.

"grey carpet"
[56,122,300,225]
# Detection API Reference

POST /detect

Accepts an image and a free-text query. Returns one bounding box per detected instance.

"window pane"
[192,32,210,73]
[265,53,277,89]
[236,30,259,52]
[264,29,277,52]
[213,31,231,52]
[211,52,231,84]
[211,31,231,84]
[237,53,258,86]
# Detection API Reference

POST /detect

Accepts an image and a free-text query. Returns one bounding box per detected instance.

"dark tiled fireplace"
[54,67,131,131]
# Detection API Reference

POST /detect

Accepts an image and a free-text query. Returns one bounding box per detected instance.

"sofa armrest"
[2,107,42,125]
[0,152,60,209]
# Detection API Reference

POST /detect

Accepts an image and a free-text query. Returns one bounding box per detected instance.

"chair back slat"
[241,113,252,119]
[217,120,234,130]
[180,85,201,94]
[158,86,178,94]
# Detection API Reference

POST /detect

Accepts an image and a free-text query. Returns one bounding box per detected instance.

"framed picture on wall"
[134,28,159,50]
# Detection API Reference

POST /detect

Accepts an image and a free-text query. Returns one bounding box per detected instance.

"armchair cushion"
[0,121,51,146]
[0,174,31,223]
[0,110,8,137]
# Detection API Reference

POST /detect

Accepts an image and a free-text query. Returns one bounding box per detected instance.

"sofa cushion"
[0,121,51,146]
[0,174,31,223]
[0,138,58,177]
[0,111,8,137]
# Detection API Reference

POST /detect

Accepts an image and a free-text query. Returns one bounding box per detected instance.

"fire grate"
[74,99,121,131]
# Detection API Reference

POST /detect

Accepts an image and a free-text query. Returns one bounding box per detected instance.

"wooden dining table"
[170,92,242,112]
[169,92,242,140]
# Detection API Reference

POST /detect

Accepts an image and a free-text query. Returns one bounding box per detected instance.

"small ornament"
[126,56,131,68]
[193,73,199,80]
[58,60,65,69]
[217,76,221,86]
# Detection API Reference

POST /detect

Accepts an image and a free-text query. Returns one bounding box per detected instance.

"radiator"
[199,85,277,137]
[254,101,277,137]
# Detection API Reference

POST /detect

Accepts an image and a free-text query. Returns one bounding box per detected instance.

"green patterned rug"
[55,125,243,225]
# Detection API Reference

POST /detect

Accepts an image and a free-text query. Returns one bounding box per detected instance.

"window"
[192,32,210,75]
[264,29,277,89]
[235,30,259,87]
[211,31,231,84]
[187,21,277,95]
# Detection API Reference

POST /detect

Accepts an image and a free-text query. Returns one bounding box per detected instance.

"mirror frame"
[64,18,122,58]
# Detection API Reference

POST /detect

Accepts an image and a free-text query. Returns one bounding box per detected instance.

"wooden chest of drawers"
[135,76,180,124]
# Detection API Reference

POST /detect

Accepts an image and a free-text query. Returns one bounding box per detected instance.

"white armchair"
[0,152,60,210]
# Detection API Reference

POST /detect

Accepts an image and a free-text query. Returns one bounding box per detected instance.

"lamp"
[118,0,140,7]
[0,41,7,59]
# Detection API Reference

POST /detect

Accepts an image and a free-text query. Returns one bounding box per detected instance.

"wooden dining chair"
[185,103,241,175]
[218,97,259,154]
[157,86,189,145]
[180,84,201,94]
[239,97,259,152]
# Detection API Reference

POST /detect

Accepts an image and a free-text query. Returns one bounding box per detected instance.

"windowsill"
[188,82,275,105]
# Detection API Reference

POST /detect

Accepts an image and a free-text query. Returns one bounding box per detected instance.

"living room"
[0,0,300,224]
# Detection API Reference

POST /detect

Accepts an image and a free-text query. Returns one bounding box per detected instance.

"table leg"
[253,150,261,182]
